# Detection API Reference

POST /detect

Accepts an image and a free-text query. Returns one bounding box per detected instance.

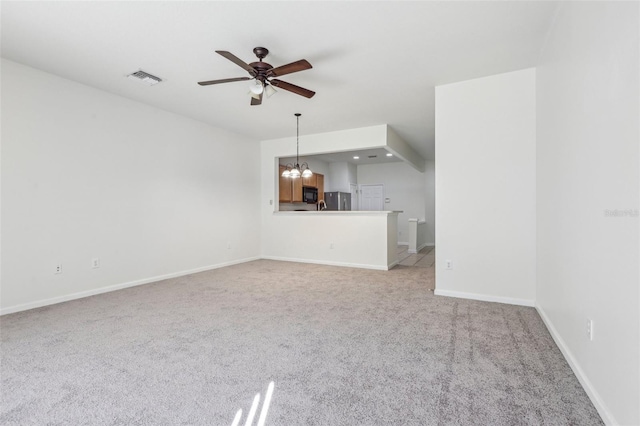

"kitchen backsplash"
[279,203,317,211]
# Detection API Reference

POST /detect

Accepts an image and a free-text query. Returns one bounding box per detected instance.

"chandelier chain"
[281,113,311,180]
[296,113,301,166]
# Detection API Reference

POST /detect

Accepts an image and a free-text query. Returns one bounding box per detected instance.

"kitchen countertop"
[274,210,403,215]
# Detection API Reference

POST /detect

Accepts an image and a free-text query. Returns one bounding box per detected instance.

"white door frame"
[350,183,359,211]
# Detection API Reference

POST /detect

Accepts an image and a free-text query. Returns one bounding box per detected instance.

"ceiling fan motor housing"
[253,47,269,60]
[250,60,273,84]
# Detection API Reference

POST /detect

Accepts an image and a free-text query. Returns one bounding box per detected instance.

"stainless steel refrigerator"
[324,192,351,211]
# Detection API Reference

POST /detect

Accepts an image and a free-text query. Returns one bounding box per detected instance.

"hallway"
[396,245,435,268]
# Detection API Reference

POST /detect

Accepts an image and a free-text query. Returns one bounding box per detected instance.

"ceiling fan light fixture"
[249,79,264,95]
[264,83,277,98]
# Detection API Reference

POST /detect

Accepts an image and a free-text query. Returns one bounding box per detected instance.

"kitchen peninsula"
[267,210,402,270]
[273,156,402,269]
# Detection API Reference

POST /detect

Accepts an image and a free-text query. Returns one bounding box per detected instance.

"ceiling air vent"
[368,155,377,159]
[127,70,162,86]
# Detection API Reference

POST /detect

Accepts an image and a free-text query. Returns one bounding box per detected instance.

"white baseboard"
[397,241,409,246]
[0,256,261,316]
[535,304,615,425]
[433,289,535,307]
[261,255,389,271]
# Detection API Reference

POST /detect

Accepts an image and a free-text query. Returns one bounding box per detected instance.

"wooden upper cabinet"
[292,176,303,202]
[302,173,317,188]
[279,165,292,203]
[316,174,324,201]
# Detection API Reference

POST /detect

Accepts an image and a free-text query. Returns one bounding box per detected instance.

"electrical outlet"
[587,319,594,341]
[445,260,453,270]
[329,243,334,249]
[54,263,62,274]
[92,258,100,269]
[227,243,232,250]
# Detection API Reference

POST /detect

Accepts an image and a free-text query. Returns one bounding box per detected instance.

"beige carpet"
[1,260,602,425]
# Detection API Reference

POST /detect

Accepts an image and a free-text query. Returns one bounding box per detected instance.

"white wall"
[357,162,426,244]
[424,160,435,245]
[263,212,396,270]
[328,161,356,193]
[536,2,639,424]
[1,59,261,313]
[386,126,425,172]
[435,68,536,306]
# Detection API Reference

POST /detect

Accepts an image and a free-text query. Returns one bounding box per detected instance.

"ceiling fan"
[198,47,315,106]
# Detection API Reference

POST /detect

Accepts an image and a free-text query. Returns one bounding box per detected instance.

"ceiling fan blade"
[198,77,251,86]
[268,59,312,77]
[251,91,263,106]
[270,79,316,98]
[215,50,257,77]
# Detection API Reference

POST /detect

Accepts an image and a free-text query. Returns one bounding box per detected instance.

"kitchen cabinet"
[302,174,317,188]
[317,174,324,201]
[278,166,324,204]
[292,177,303,202]
[279,165,292,203]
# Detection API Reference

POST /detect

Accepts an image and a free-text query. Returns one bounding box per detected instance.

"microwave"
[302,186,318,203]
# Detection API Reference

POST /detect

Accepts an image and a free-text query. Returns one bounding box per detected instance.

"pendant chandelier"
[281,113,312,179]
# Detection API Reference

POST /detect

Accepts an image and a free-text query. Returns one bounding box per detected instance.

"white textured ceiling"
[0,1,559,160]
